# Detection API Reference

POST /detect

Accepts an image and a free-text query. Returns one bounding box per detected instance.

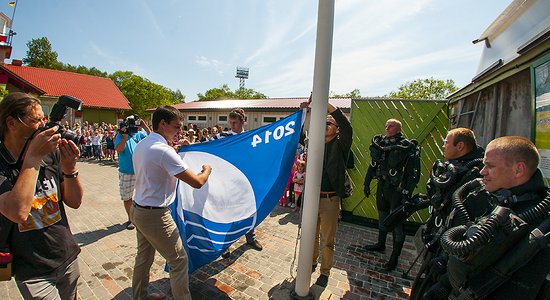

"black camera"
[119,114,141,134]
[43,95,82,145]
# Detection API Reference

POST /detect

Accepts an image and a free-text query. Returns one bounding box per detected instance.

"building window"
[187,115,207,124]
[218,115,228,123]
[262,115,283,125]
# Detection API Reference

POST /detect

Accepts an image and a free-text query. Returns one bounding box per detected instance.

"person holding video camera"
[0,92,84,299]
[115,114,150,230]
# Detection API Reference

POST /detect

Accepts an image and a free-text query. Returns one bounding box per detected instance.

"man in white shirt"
[131,106,212,300]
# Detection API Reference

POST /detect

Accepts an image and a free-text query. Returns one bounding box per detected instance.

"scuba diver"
[409,128,487,299]
[424,136,550,299]
[363,118,421,271]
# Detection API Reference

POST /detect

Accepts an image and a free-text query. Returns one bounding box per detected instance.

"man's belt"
[133,202,164,210]
[320,192,337,198]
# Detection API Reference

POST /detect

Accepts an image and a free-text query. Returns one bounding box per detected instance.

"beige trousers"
[312,195,341,276]
[130,205,191,300]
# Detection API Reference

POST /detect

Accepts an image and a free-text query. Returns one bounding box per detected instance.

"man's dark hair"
[0,92,41,141]
[449,128,476,150]
[152,106,183,130]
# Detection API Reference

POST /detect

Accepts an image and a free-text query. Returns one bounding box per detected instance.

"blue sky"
[2,0,512,101]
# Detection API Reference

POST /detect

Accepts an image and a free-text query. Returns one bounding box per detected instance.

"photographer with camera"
[0,92,83,299]
[115,114,150,230]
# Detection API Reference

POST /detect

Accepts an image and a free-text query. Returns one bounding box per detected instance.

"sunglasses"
[326,122,338,127]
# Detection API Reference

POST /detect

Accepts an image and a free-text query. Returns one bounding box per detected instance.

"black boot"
[365,231,387,252]
[384,239,404,271]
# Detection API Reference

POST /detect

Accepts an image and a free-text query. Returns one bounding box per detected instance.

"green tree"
[386,77,458,100]
[171,89,185,102]
[197,84,267,101]
[22,37,186,110]
[109,71,180,116]
[0,86,8,97]
[63,64,108,77]
[23,37,61,69]
[331,88,362,98]
[197,84,234,100]
[234,87,267,99]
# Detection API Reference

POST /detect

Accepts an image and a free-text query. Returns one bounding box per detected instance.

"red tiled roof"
[171,97,351,111]
[1,64,131,110]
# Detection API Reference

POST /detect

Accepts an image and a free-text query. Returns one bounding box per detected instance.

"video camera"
[42,95,82,145]
[119,114,141,134]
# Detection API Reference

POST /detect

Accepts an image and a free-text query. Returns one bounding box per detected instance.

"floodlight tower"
[235,66,249,89]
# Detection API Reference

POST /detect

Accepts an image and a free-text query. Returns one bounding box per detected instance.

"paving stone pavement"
[0,159,419,299]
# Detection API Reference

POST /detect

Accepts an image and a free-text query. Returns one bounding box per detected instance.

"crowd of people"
[0,91,548,299]
[52,121,232,162]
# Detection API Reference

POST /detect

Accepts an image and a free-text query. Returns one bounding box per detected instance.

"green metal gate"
[343,98,448,224]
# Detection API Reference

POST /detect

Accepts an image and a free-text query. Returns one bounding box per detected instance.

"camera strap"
[0,137,35,250]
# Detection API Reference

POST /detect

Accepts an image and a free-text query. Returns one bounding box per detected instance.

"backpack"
[343,170,353,198]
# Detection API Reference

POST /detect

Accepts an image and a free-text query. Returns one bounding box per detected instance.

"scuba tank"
[440,189,550,298]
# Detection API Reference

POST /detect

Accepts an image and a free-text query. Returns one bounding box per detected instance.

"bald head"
[385,119,402,137]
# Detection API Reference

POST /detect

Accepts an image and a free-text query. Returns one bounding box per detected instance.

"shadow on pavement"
[277,211,301,225]
[270,278,331,300]
[205,242,257,275]
[270,205,301,225]
[342,242,413,299]
[268,278,295,299]
[112,278,175,300]
[73,223,126,247]
[77,158,119,169]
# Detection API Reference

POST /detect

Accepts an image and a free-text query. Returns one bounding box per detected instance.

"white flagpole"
[293,0,335,298]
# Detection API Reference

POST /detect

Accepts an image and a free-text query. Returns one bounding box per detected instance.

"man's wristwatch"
[63,170,79,178]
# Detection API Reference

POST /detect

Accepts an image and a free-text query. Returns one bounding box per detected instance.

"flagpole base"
[290,289,314,300]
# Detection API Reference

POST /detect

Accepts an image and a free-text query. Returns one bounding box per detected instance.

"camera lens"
[60,129,80,145]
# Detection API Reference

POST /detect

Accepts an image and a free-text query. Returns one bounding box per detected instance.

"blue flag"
[170,109,305,272]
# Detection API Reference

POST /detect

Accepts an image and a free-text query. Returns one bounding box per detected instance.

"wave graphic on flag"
[170,109,305,272]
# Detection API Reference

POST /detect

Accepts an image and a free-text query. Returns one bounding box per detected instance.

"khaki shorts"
[119,172,136,201]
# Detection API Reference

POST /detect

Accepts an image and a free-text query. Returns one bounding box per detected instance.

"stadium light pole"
[292,0,335,298]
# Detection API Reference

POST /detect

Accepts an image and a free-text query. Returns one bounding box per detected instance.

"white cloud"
[244,1,313,65]
[88,41,146,75]
[234,0,442,97]
[195,56,230,76]
[139,0,167,40]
